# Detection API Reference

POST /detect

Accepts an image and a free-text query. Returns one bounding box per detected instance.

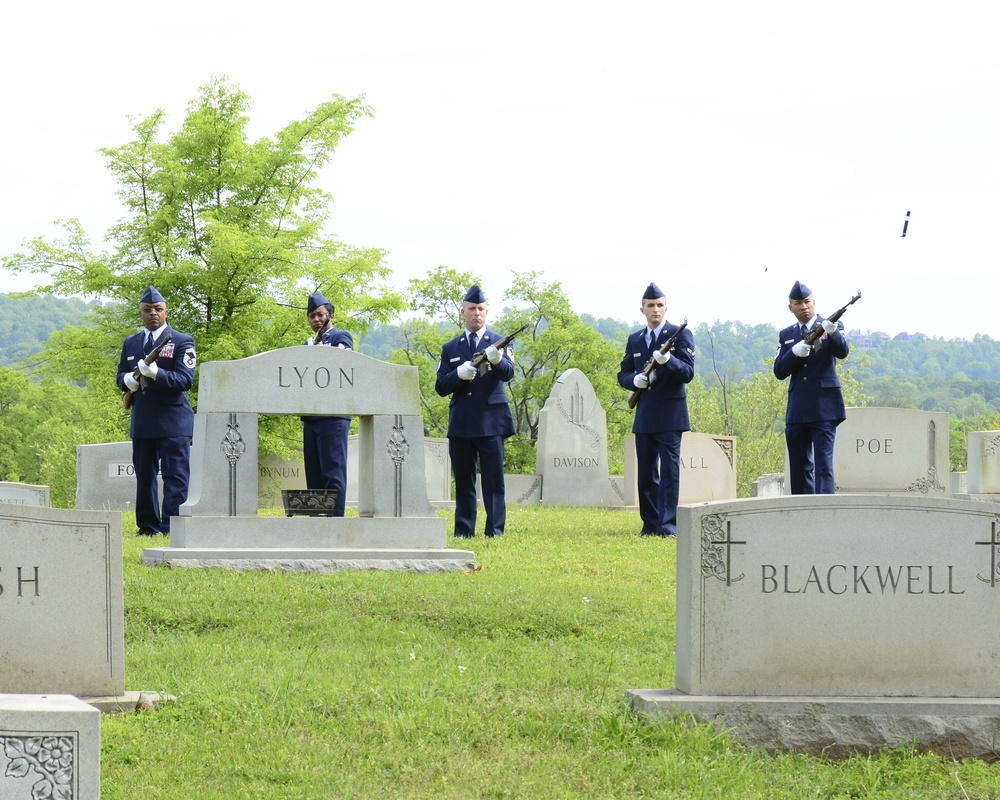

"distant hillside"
[0,293,102,367]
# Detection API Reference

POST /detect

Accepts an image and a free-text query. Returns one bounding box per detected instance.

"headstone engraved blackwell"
[143,347,471,572]
[822,407,950,495]
[629,495,1000,757]
[535,369,608,507]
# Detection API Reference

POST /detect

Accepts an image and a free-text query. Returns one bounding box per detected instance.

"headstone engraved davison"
[622,433,737,507]
[968,430,1000,496]
[0,482,49,507]
[535,369,608,507]
[143,347,471,572]
[629,495,1000,757]
[822,407,950,495]
[0,695,101,799]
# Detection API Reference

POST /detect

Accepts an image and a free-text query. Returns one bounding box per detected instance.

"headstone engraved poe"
[629,495,1000,757]
[535,369,609,506]
[826,407,950,495]
[143,347,472,572]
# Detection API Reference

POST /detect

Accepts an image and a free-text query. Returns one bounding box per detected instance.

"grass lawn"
[102,505,1000,798]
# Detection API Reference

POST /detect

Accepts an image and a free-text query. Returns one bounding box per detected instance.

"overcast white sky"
[1,1,997,339]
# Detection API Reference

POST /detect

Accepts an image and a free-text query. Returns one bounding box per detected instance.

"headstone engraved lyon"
[535,368,608,506]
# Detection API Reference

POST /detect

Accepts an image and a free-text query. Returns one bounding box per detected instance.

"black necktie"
[144,331,153,354]
[469,333,478,351]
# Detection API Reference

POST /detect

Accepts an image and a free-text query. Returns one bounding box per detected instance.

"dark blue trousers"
[785,420,839,494]
[635,430,683,535]
[449,435,506,537]
[303,416,350,516]
[132,436,190,533]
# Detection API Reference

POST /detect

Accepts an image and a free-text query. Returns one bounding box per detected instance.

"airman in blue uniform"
[301,292,354,516]
[434,285,515,537]
[773,280,849,494]
[617,282,695,537]
[116,286,196,535]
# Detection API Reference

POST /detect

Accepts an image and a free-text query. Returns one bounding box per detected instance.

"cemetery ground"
[103,507,999,799]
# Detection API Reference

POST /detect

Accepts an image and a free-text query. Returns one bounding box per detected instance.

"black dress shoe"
[134,529,159,537]
[454,533,474,539]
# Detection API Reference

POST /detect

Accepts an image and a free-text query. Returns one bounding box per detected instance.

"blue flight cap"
[642,282,665,300]
[140,286,165,304]
[307,292,330,313]
[464,285,487,304]
[789,281,812,300]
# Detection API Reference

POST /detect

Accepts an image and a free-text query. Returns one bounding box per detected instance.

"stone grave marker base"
[629,690,1000,759]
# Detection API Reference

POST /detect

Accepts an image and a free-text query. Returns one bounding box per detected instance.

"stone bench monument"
[143,347,472,572]
[629,494,1000,756]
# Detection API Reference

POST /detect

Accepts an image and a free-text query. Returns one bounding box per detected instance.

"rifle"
[628,318,688,409]
[804,291,861,346]
[122,332,173,410]
[312,314,333,344]
[470,324,528,373]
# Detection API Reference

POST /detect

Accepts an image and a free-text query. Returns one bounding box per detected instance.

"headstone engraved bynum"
[535,369,609,507]
[629,495,1000,757]
[143,347,472,572]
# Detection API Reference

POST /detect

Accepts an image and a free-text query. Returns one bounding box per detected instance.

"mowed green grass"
[102,506,1000,799]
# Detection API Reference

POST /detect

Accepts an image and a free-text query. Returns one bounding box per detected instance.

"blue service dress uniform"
[116,325,196,534]
[617,322,695,535]
[772,317,849,494]
[302,327,354,516]
[434,329,515,537]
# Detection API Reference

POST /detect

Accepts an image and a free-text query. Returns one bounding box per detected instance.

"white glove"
[485,345,502,365]
[633,373,649,389]
[124,373,140,392]
[138,360,159,379]
[792,340,811,358]
[821,319,838,335]
[652,350,671,365]
[457,361,477,381]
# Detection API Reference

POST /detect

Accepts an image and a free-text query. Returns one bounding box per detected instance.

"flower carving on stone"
[1,735,75,799]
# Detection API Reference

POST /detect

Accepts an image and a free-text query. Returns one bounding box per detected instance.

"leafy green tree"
[3,76,405,380]
[1,76,408,494]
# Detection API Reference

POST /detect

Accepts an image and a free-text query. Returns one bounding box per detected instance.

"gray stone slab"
[197,346,420,416]
[76,441,162,512]
[535,368,609,507]
[0,482,49,508]
[968,431,1000,494]
[168,516,446,548]
[676,495,1000,697]
[829,407,950,494]
[0,506,124,696]
[143,547,475,573]
[622,433,738,506]
[629,690,1000,759]
[0,694,100,799]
